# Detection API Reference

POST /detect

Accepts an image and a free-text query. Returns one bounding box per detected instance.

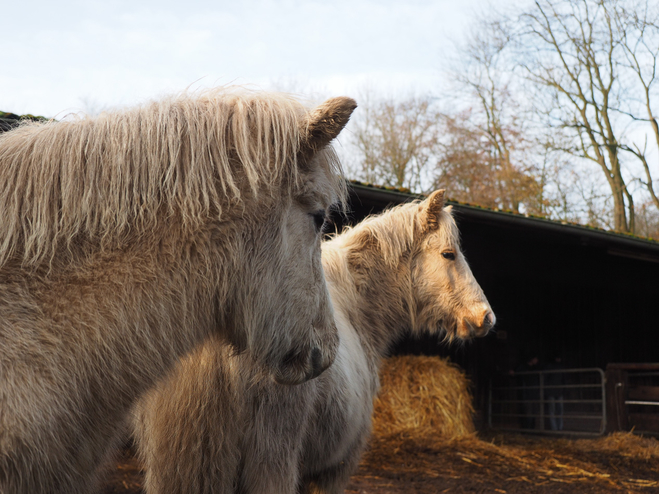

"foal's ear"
[300,97,357,160]
[422,189,446,231]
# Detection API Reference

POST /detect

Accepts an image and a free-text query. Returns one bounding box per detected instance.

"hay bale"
[372,355,474,438]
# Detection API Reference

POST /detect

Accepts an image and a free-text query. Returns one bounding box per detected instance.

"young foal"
[134,190,495,494]
[0,89,355,493]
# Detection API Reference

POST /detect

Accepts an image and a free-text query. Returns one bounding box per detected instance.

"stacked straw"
[372,355,475,438]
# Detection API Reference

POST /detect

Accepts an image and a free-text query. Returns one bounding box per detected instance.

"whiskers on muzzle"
[272,324,339,385]
[457,309,496,339]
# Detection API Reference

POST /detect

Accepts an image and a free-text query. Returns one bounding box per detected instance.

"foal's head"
[412,190,495,340]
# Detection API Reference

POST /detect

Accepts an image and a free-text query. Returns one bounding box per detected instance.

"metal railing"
[487,368,606,436]
[606,363,659,435]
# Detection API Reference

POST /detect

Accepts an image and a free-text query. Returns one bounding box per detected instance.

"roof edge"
[348,181,659,257]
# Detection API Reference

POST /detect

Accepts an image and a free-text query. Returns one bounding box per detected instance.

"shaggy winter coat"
[0,88,356,493]
[134,190,495,494]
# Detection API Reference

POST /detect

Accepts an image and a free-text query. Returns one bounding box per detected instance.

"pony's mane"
[328,199,459,264]
[0,88,345,268]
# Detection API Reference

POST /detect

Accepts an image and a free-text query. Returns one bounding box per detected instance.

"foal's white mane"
[327,199,459,264]
[0,88,345,268]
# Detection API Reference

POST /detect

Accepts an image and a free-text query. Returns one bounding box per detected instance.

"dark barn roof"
[344,181,659,411]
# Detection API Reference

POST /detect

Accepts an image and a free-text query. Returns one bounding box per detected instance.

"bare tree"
[514,0,659,233]
[350,94,441,192]
[635,199,659,238]
[349,85,545,212]
[441,20,547,215]
[615,3,659,211]
[434,110,545,214]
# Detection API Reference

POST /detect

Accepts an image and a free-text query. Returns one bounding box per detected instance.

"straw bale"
[372,355,474,438]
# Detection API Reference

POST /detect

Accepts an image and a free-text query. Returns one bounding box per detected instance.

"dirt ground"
[101,431,659,493]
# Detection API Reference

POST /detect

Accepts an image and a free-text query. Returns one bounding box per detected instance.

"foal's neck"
[323,232,413,365]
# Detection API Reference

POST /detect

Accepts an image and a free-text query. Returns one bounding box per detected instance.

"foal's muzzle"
[458,309,496,339]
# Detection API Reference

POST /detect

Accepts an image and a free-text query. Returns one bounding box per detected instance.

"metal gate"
[606,363,659,435]
[487,368,606,435]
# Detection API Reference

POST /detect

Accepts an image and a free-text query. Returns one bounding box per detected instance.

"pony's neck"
[322,225,415,366]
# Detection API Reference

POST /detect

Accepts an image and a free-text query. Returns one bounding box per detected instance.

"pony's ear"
[300,97,357,160]
[422,189,446,231]
[346,229,377,276]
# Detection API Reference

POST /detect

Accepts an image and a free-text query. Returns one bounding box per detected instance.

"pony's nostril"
[309,347,324,379]
[275,346,330,384]
[281,348,300,368]
[483,311,495,329]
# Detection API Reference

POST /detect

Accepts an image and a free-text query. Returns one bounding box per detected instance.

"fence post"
[605,365,628,432]
[539,372,545,431]
[487,379,493,429]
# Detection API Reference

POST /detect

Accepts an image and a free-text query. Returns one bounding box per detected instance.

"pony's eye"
[441,251,456,261]
[311,211,326,232]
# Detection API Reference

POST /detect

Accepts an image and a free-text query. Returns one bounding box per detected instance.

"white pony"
[0,89,355,493]
[133,189,495,494]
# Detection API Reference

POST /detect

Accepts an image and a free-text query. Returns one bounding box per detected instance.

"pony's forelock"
[0,87,346,268]
[434,205,460,251]
[314,146,348,213]
[329,198,458,265]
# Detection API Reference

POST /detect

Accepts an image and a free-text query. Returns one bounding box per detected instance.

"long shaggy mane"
[0,88,344,268]
[329,199,459,264]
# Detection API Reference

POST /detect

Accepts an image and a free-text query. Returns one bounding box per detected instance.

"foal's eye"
[311,211,326,232]
[441,251,456,261]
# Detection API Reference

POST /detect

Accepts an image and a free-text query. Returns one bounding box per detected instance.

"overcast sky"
[3,0,507,118]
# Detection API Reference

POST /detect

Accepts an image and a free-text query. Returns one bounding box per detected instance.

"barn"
[343,181,659,435]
